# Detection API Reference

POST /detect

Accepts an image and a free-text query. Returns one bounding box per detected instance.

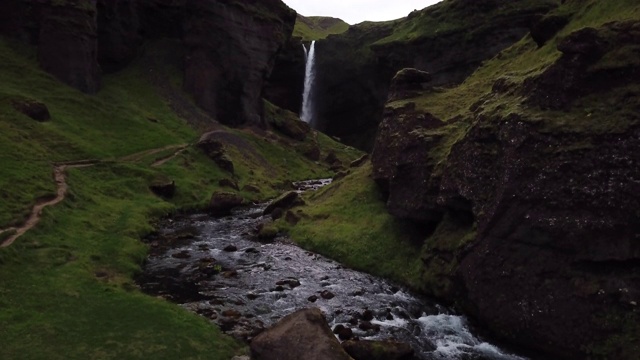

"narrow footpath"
[0,144,188,248]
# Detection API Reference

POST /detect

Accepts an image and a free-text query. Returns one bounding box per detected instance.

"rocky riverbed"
[138,180,530,360]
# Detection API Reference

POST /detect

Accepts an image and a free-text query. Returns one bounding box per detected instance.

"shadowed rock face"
[97,0,142,73]
[183,0,296,126]
[263,37,306,114]
[372,19,640,359]
[0,0,295,127]
[37,0,101,93]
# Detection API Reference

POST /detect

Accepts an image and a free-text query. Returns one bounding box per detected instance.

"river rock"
[223,245,238,252]
[263,191,303,215]
[333,325,354,341]
[342,340,417,360]
[320,290,335,300]
[250,308,353,360]
[358,321,380,332]
[209,191,244,216]
[361,309,374,321]
[307,295,318,303]
[270,207,285,220]
[149,179,176,199]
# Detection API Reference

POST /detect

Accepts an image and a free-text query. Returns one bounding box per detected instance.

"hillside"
[293,14,349,41]
[2,0,639,359]
[0,10,360,360]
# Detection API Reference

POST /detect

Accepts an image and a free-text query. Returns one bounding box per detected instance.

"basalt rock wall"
[0,0,295,126]
[372,10,640,359]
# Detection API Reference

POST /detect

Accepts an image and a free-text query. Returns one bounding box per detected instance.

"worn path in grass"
[0,144,189,247]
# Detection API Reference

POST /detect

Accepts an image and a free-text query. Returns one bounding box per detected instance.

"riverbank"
[138,195,529,360]
[0,38,360,359]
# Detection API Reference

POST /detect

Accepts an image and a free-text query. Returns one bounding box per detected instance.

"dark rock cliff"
[372,6,640,358]
[0,0,295,126]
[312,0,557,150]
[263,37,306,114]
[183,0,296,126]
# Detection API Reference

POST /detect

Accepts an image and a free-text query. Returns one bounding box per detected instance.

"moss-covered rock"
[209,191,244,216]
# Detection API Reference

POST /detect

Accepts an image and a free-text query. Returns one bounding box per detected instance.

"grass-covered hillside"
[293,14,349,41]
[0,36,360,359]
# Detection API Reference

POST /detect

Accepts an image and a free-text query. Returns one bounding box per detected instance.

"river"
[138,180,530,360]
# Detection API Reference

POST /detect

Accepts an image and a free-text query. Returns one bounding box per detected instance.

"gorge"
[0,0,638,360]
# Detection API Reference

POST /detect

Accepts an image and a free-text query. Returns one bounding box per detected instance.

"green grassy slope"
[283,163,426,290]
[0,36,360,359]
[293,14,349,41]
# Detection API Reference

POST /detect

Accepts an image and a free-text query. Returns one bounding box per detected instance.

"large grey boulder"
[250,308,353,360]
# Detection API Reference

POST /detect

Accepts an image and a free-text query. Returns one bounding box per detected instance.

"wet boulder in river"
[209,191,244,216]
[250,308,353,360]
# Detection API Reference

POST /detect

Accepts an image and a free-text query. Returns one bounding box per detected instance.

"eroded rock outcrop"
[372,17,640,359]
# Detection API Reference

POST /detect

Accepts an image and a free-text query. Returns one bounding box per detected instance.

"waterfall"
[301,41,316,126]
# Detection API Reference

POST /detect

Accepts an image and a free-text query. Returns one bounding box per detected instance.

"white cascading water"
[301,41,316,126]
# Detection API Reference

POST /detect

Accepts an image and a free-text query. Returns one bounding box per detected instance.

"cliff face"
[264,37,306,114]
[0,0,295,126]
[312,0,558,150]
[183,0,296,126]
[264,15,349,115]
[372,1,640,358]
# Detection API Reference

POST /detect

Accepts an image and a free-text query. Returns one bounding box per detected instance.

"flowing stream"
[301,41,316,126]
[139,180,529,360]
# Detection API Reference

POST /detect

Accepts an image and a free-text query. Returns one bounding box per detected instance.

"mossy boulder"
[149,177,176,199]
[264,100,311,141]
[196,132,235,173]
[209,191,244,216]
[264,191,304,215]
[250,308,352,360]
[11,98,51,122]
[387,68,432,102]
